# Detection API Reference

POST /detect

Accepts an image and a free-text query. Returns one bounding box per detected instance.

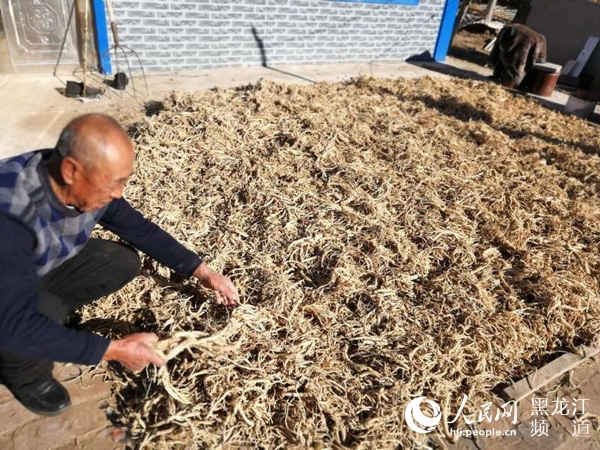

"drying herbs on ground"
[82,76,600,449]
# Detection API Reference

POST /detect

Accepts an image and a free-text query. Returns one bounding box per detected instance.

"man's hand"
[193,262,240,306]
[102,333,166,372]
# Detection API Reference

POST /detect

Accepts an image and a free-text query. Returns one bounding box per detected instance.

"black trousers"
[0,239,140,389]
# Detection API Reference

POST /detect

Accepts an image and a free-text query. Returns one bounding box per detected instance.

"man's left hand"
[193,262,240,306]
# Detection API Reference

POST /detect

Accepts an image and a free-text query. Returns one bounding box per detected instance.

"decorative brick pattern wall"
[109,0,445,72]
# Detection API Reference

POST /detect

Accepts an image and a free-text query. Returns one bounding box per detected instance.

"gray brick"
[185,42,211,50]
[125,43,158,50]
[145,34,170,42]
[170,19,198,27]
[164,27,187,35]
[115,18,141,26]
[145,2,169,10]
[170,2,197,10]
[262,13,287,21]
[276,21,299,28]
[217,12,244,20]
[327,14,350,22]
[138,59,159,66]
[232,49,257,56]
[143,19,170,27]
[236,5,256,13]
[197,20,231,27]
[277,7,298,14]
[157,43,185,50]
[217,41,244,49]
[237,42,261,49]
[273,34,299,42]
[302,33,325,41]
[157,62,180,70]
[231,34,260,43]
[118,34,144,43]
[231,20,263,28]
[185,12,210,19]
[190,51,224,59]
[303,7,320,14]
[219,56,245,64]
[163,11,185,18]
[263,40,286,49]
[172,35,199,42]
[197,4,232,11]
[127,10,154,18]
[243,13,267,20]
[201,34,231,42]
[172,50,198,56]
[352,9,374,17]
[128,27,158,34]
[144,50,173,58]
[183,54,211,64]
[289,14,308,21]
[270,48,297,55]
[115,1,140,9]
[185,28,211,35]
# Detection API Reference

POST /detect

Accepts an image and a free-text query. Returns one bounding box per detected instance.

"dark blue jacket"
[0,150,201,365]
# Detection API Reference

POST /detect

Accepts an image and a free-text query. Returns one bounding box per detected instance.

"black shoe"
[10,378,71,416]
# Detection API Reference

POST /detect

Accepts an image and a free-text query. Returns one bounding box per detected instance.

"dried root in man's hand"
[151,331,234,361]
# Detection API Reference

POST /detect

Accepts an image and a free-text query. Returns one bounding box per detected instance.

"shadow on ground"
[408,60,491,82]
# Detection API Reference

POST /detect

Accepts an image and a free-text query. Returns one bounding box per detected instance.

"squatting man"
[0,114,239,416]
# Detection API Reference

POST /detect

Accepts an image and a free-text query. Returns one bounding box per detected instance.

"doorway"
[0,0,78,74]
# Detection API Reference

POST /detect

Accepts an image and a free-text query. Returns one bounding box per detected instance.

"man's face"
[67,145,134,213]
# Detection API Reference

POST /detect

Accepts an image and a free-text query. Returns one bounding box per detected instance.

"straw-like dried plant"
[82,76,600,449]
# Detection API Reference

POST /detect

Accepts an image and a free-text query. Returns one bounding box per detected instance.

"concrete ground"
[0,364,124,450]
[0,58,599,449]
[0,61,434,160]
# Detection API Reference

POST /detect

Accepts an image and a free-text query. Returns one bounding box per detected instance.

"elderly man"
[0,113,239,416]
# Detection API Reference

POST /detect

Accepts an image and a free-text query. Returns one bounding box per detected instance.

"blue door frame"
[93,0,112,74]
[433,0,460,62]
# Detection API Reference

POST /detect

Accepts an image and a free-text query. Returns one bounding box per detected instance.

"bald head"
[48,114,135,212]
[55,113,133,170]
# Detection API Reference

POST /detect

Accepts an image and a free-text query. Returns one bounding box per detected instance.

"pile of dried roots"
[82,76,600,448]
